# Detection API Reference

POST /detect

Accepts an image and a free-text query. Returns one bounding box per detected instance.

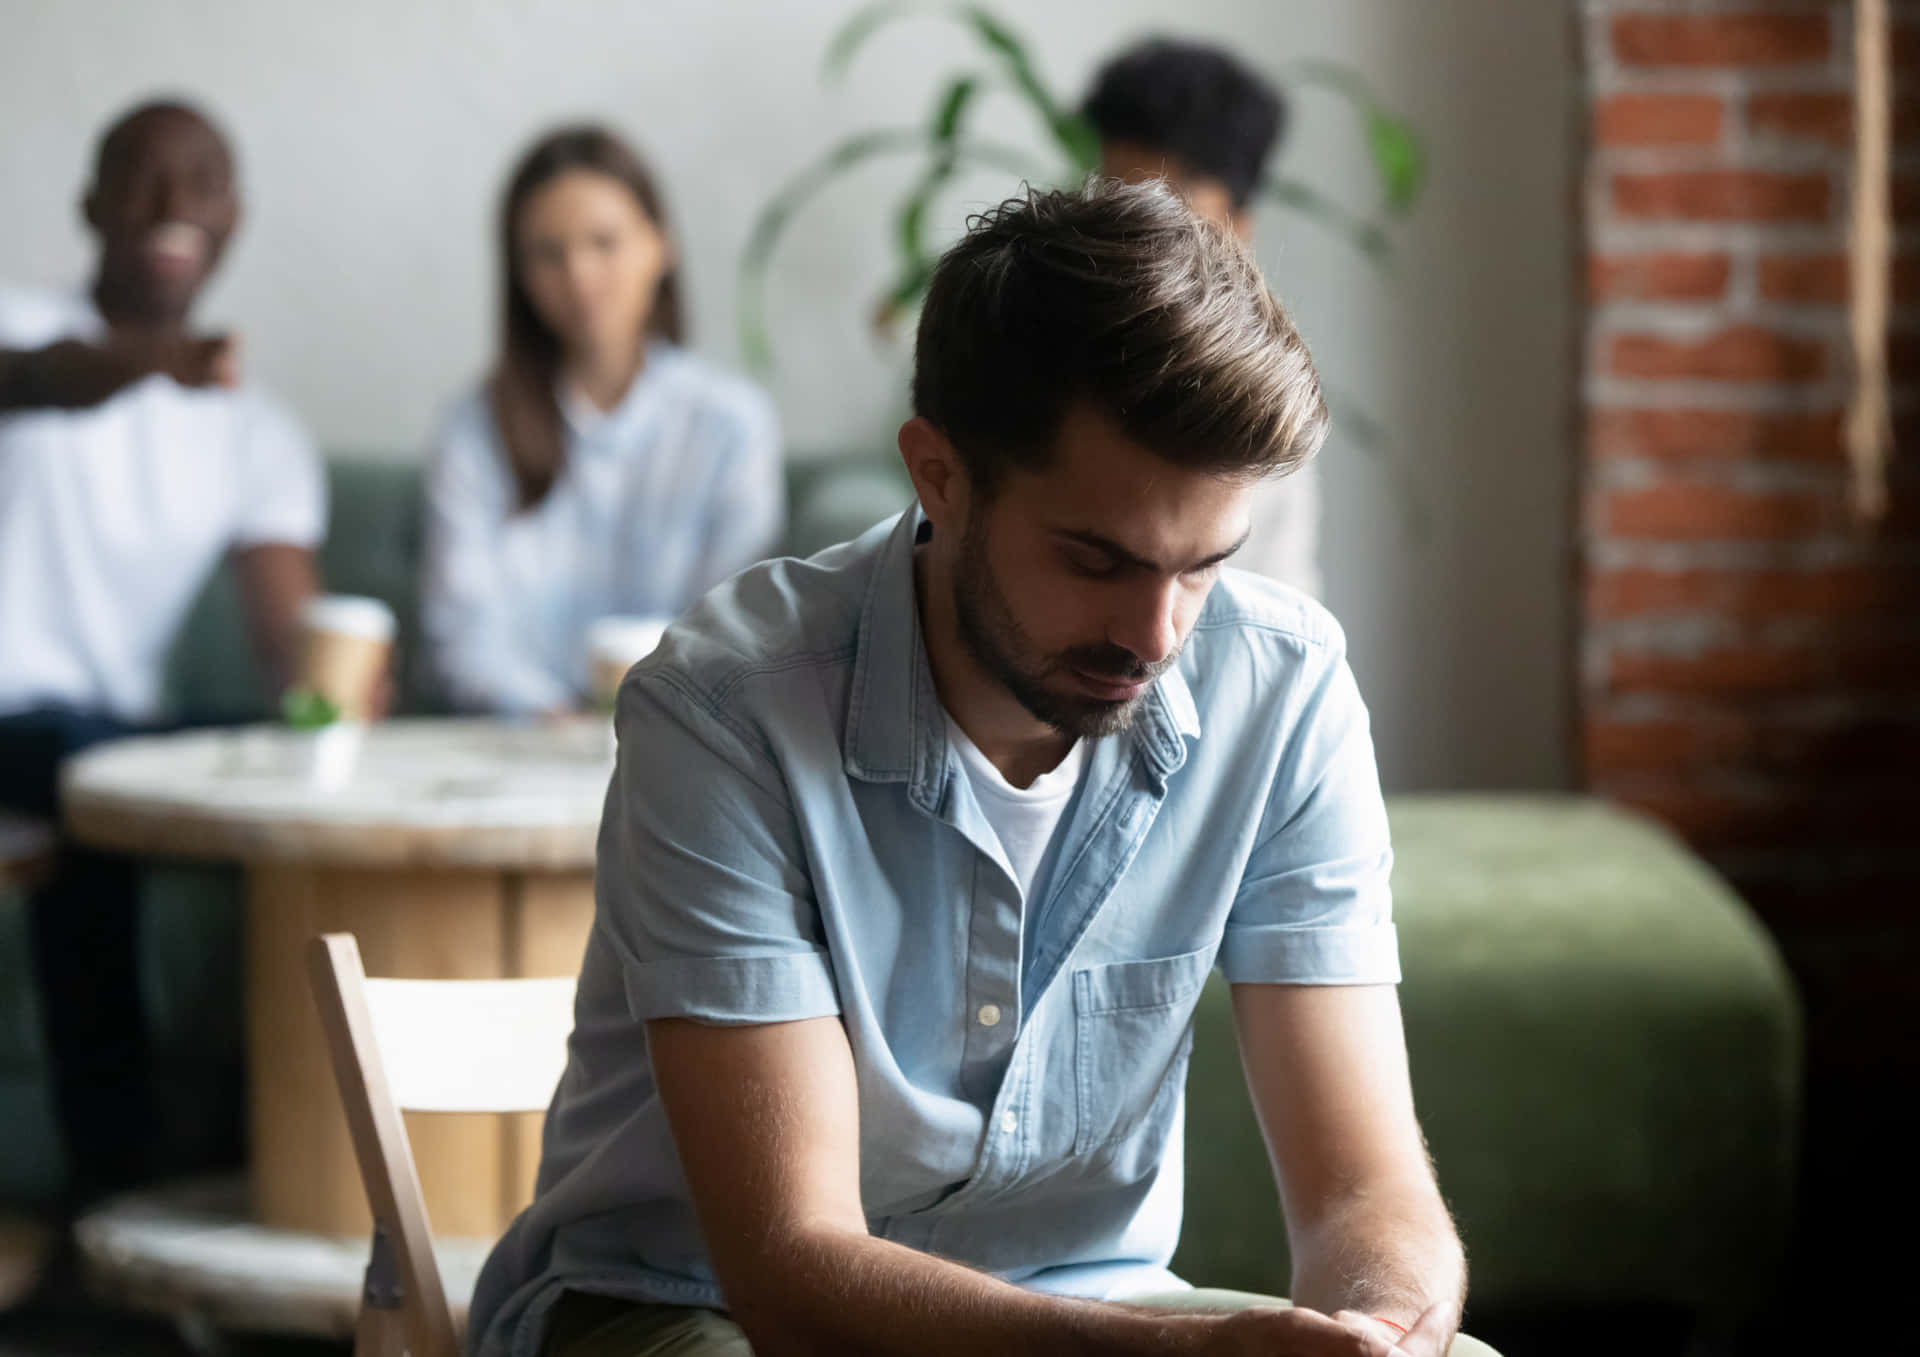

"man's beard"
[951,510,1179,739]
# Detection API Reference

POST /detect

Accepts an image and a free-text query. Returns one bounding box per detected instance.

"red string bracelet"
[1373,1316,1409,1337]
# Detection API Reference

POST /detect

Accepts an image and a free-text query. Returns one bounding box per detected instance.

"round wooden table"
[62,718,609,1242]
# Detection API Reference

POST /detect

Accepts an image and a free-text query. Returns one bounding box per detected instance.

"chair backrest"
[306,933,576,1357]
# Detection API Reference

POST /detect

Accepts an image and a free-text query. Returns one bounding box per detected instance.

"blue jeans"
[0,706,155,1203]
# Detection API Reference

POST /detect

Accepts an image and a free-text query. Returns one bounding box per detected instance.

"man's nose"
[1107,579,1180,670]
[155,174,189,221]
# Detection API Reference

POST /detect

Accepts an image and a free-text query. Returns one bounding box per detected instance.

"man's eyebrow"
[1055,527,1251,574]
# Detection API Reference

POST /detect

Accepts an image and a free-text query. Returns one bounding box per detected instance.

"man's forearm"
[0,349,46,412]
[1288,1185,1465,1331]
[230,543,318,696]
[731,1223,1215,1357]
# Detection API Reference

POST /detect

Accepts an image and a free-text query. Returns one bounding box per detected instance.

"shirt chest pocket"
[1071,945,1214,1156]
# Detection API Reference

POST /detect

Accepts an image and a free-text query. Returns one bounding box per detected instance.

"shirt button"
[1000,1111,1018,1135]
[976,1003,1002,1028]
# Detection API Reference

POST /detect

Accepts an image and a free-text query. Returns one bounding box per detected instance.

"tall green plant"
[740,2,1426,371]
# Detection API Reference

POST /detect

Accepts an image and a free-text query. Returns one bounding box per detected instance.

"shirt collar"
[843,506,1200,802]
[557,341,675,444]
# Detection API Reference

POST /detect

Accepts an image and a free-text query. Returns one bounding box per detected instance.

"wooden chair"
[306,933,576,1357]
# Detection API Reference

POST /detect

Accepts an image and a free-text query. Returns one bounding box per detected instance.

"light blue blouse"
[422,345,784,714]
[468,507,1399,1355]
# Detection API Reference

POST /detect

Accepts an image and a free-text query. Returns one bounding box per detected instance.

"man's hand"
[1210,1303,1407,1355]
[1330,1301,1459,1356]
[4,333,238,411]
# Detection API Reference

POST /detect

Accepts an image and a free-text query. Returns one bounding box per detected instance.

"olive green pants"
[541,1286,1503,1355]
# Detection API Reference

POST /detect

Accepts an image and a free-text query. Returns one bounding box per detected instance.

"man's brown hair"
[911,178,1328,495]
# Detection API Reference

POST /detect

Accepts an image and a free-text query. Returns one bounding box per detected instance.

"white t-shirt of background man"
[943,711,1088,903]
[0,285,327,722]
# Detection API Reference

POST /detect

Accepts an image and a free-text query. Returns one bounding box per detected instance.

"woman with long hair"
[423,125,783,715]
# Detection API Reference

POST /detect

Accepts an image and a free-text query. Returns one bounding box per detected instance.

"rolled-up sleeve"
[1220,651,1399,986]
[600,669,838,1025]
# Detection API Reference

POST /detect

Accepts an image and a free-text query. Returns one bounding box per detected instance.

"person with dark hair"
[1084,37,1283,238]
[1085,36,1323,600]
[468,181,1482,1357]
[0,99,325,1199]
[422,125,783,717]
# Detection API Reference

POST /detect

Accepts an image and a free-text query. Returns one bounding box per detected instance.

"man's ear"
[81,186,103,233]
[898,416,970,533]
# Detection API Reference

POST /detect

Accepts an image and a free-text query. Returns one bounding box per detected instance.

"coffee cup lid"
[587,615,669,664]
[303,594,397,641]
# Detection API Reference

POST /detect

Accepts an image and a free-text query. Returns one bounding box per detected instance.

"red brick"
[1608,636,1920,697]
[1611,14,1832,68]
[1585,564,1908,620]
[1898,18,1920,71]
[1600,779,1920,853]
[1899,255,1920,305]
[1758,253,1849,303]
[1586,710,1920,780]
[1588,408,1844,462]
[1612,170,1829,223]
[1584,717,1731,775]
[1590,252,1731,302]
[1607,643,1821,696]
[1604,482,1826,540]
[1893,170,1920,226]
[1607,325,1826,382]
[1880,325,1920,382]
[1596,93,1725,147]
[1748,91,1852,147]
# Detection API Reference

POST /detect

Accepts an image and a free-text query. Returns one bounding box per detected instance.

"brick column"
[1579,7,1920,1330]
[1579,3,1919,972]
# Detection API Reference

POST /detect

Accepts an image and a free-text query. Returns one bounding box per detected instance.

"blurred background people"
[1085,37,1321,599]
[422,126,784,717]
[0,99,325,1201]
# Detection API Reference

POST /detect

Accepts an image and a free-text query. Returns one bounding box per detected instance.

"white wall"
[0,0,1574,791]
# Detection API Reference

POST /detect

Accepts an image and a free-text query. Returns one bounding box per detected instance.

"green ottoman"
[1176,794,1800,1334]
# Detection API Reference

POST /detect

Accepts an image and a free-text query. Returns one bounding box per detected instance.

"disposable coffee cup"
[586,615,669,711]
[297,595,395,722]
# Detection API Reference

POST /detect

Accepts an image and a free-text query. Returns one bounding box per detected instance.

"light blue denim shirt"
[422,344,784,715]
[468,507,1399,1356]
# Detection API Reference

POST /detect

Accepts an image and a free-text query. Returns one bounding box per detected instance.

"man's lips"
[1070,666,1150,702]
[140,221,209,278]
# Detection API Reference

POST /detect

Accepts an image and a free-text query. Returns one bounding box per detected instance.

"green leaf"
[1276,58,1426,213]
[823,1,924,82]
[954,6,1093,171]
[932,74,981,141]
[737,127,1047,372]
[1365,111,1425,215]
[281,687,340,731]
[896,151,950,263]
[1256,175,1394,265]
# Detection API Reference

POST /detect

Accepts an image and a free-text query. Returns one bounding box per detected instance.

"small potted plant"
[281,686,363,790]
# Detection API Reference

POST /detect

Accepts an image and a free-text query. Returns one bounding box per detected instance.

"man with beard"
[0,100,325,1201]
[470,181,1481,1357]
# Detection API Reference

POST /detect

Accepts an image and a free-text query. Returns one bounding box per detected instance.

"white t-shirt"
[943,712,1088,902]
[0,285,326,721]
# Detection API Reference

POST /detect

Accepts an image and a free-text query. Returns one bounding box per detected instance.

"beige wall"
[0,0,1575,790]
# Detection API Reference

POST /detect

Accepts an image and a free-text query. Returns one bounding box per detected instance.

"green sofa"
[0,458,1799,1340]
